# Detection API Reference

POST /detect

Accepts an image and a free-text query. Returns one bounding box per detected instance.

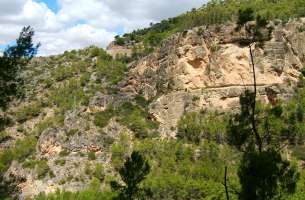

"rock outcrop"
[123,19,305,136]
[2,19,305,198]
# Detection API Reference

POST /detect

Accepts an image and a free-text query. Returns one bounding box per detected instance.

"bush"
[13,136,37,161]
[52,66,74,81]
[15,102,42,123]
[67,129,78,137]
[133,139,233,200]
[94,108,115,128]
[237,7,255,27]
[0,131,9,143]
[177,111,227,144]
[90,47,112,60]
[49,78,90,112]
[36,160,51,179]
[96,59,127,86]
[34,190,117,200]
[32,115,64,136]
[23,159,51,179]
[117,102,159,139]
[114,35,125,46]
[292,145,305,161]
[55,159,66,166]
[59,149,70,157]
[88,152,96,160]
[111,133,130,170]
[93,164,105,181]
[301,67,305,77]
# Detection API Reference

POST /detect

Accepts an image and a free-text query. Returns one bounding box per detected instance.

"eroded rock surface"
[124,20,305,136]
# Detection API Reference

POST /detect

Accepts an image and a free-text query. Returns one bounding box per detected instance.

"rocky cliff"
[122,19,305,136]
[2,18,305,198]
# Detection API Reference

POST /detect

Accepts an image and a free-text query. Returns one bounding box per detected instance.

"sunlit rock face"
[124,20,305,136]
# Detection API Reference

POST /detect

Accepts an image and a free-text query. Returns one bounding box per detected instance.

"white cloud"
[0,0,207,55]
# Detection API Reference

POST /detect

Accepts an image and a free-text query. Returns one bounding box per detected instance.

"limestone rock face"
[124,20,305,136]
[106,42,132,58]
[3,19,305,198]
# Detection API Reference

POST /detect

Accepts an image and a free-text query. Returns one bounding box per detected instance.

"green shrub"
[80,72,91,86]
[15,102,42,123]
[85,163,93,176]
[96,59,127,86]
[292,145,305,161]
[117,102,159,139]
[55,159,66,166]
[49,78,90,112]
[93,164,105,181]
[90,47,112,60]
[34,190,117,200]
[0,131,9,142]
[13,136,37,161]
[32,115,64,136]
[52,66,74,81]
[111,133,130,170]
[177,111,227,144]
[88,152,96,160]
[23,159,40,169]
[177,112,202,144]
[59,149,70,157]
[94,108,115,128]
[134,95,150,108]
[114,35,126,46]
[67,129,78,137]
[301,67,305,77]
[23,159,51,179]
[36,160,51,179]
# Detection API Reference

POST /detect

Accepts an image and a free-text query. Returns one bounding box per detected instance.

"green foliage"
[94,107,115,128]
[228,89,303,199]
[111,151,150,200]
[49,78,90,112]
[52,66,73,81]
[134,139,239,200]
[116,0,305,55]
[237,7,255,27]
[32,115,64,136]
[177,111,227,144]
[111,133,131,170]
[67,129,78,137]
[34,189,117,200]
[0,26,39,110]
[301,67,305,77]
[55,159,66,166]
[0,131,9,143]
[114,35,125,46]
[291,145,305,161]
[117,102,159,139]
[59,149,70,157]
[238,150,299,200]
[95,58,127,86]
[93,164,105,181]
[0,136,37,173]
[88,152,96,160]
[36,160,52,179]
[13,136,37,162]
[23,159,51,179]
[15,102,42,123]
[90,47,112,61]
[95,102,159,138]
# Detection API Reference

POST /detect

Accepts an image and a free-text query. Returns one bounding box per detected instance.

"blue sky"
[0,0,206,55]
[37,0,59,12]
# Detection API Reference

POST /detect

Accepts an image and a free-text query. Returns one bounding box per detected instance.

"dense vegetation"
[114,0,305,59]
[1,0,305,200]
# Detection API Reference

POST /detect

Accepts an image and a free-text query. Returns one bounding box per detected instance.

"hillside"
[1,1,305,200]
